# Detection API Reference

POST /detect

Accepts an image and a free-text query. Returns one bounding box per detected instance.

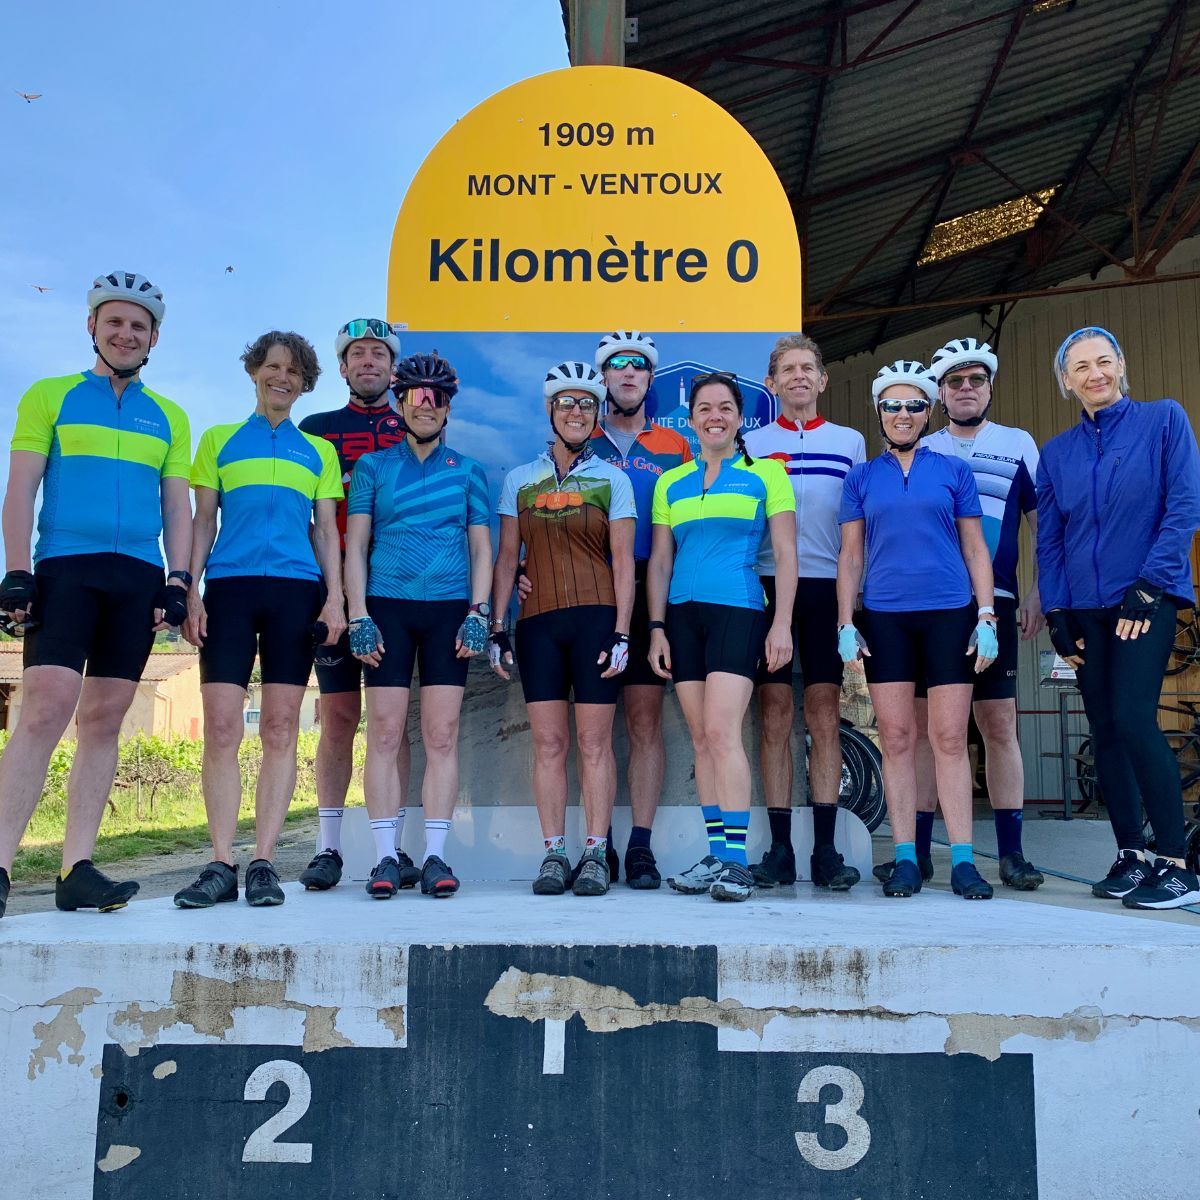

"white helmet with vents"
[871,360,938,404]
[544,361,606,403]
[595,330,659,370]
[930,337,998,382]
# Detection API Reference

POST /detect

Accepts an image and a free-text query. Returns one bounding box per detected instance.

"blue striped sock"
[950,843,974,868]
[701,805,725,857]
[894,841,917,866]
[721,810,749,866]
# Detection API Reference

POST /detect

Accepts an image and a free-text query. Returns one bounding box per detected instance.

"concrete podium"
[3,882,1198,1199]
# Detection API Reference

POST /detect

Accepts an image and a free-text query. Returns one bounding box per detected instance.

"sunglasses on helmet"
[340,318,395,340]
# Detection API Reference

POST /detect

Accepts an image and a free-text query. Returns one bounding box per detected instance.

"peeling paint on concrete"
[27,987,100,1080]
[300,1006,353,1052]
[170,971,287,1038]
[110,1001,180,1054]
[152,1060,176,1080]
[96,1145,141,1172]
[486,967,799,1037]
[378,1005,406,1042]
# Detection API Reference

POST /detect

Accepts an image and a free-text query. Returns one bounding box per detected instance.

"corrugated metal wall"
[815,239,1200,802]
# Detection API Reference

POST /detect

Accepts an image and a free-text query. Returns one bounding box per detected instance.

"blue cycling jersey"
[839,449,982,612]
[652,454,794,610]
[347,440,490,600]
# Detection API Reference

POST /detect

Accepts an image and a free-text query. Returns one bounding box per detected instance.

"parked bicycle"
[808,720,885,832]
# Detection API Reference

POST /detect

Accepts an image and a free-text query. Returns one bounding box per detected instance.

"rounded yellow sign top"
[388,66,801,333]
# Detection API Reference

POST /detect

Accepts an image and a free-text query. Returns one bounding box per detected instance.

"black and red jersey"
[299,401,407,535]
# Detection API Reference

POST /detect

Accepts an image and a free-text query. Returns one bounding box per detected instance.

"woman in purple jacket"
[1037,326,1200,910]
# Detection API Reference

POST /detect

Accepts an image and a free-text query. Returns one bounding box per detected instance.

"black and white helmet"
[544,361,606,403]
[87,271,165,326]
[930,337,998,383]
[871,360,938,404]
[595,330,659,371]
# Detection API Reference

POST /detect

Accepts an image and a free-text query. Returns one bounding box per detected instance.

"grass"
[14,781,364,880]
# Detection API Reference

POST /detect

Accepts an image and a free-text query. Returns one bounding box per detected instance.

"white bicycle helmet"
[87,271,165,326]
[595,330,659,371]
[930,337,998,383]
[871,360,938,404]
[544,361,606,403]
[335,318,401,362]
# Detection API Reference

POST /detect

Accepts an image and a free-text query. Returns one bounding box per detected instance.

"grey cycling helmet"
[930,337,998,383]
[544,361,606,403]
[595,330,659,371]
[335,318,401,362]
[871,360,938,404]
[88,271,165,326]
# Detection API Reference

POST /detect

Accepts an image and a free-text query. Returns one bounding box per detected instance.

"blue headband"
[1054,326,1122,374]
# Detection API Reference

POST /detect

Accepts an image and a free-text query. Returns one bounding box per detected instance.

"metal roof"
[564,0,1200,361]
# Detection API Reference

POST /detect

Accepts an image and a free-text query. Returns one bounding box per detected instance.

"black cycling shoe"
[174,862,238,908]
[55,860,140,912]
[751,841,797,888]
[244,859,285,907]
[366,856,402,899]
[0,866,10,919]
[951,861,994,900]
[624,845,662,890]
[299,849,343,891]
[420,855,460,898]
[999,852,1044,891]
[1092,850,1151,899]
[394,850,422,889]
[810,844,860,890]
[873,855,935,884]
[881,859,923,897]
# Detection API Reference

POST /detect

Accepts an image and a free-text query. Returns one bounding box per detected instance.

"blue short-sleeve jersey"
[347,440,490,600]
[839,449,982,611]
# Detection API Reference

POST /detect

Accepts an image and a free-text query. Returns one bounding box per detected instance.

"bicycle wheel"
[1165,614,1200,676]
[838,722,886,832]
[1075,737,1099,811]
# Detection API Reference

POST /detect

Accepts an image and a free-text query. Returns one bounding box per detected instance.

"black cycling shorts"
[314,631,363,694]
[915,595,1018,701]
[363,597,469,689]
[667,601,767,684]
[858,603,976,687]
[756,576,844,689]
[622,566,665,689]
[200,576,322,688]
[24,552,162,681]
[515,604,620,705]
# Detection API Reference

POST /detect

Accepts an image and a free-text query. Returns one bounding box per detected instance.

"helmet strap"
[948,401,991,429]
[550,409,590,454]
[348,385,391,406]
[878,417,921,453]
[409,427,443,445]
[606,392,646,419]
[92,337,145,380]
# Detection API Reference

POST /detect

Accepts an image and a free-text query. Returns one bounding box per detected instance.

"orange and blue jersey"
[191,414,343,581]
[11,371,191,566]
[652,454,795,610]
[591,419,692,560]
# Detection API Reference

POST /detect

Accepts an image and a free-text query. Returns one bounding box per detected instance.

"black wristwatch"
[167,569,194,587]
[648,620,666,631]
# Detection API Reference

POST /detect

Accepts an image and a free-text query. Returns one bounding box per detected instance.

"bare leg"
[363,687,410,820]
[314,690,360,810]
[926,684,975,844]
[528,700,570,838]
[803,683,842,809]
[702,673,755,811]
[870,682,919,845]
[912,698,939,813]
[622,685,665,830]
[418,686,466,820]
[974,698,1023,810]
[201,683,248,864]
[757,682,794,810]
[253,683,305,861]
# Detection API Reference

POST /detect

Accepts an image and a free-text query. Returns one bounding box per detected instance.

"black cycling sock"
[628,825,652,851]
[812,803,837,848]
[915,811,935,858]
[767,807,791,846]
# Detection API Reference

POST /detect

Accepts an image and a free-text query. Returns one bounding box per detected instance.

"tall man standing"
[899,337,1045,889]
[744,334,866,889]
[0,272,192,917]
[296,319,415,891]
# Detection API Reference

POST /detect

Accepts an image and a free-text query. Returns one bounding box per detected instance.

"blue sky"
[0,0,568,549]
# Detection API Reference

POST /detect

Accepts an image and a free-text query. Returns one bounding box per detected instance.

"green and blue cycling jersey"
[191,414,343,581]
[347,440,491,600]
[11,371,191,566]
[652,453,795,610]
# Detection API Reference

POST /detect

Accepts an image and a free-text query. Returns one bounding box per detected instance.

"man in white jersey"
[875,337,1046,889]
[744,334,866,889]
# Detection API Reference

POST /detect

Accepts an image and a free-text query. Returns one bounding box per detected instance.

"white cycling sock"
[317,808,343,855]
[371,818,398,863]
[424,818,452,863]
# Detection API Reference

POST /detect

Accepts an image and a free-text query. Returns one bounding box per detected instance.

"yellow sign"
[388,66,801,332]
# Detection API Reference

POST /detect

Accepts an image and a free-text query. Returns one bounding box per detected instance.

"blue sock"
[701,805,725,857]
[721,810,749,866]
[894,842,917,865]
[950,843,974,868]
[628,825,652,851]
[915,810,935,858]
[994,809,1023,858]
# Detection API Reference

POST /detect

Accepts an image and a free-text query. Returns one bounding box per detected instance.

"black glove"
[488,629,513,670]
[0,570,36,614]
[155,582,189,627]
[1047,609,1083,659]
[1118,578,1163,624]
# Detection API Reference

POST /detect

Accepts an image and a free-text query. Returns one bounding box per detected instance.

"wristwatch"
[470,602,491,618]
[168,569,194,587]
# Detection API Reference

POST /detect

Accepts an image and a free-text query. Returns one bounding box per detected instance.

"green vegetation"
[9,730,366,879]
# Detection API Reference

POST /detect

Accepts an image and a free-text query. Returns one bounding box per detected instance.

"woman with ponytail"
[836,360,997,902]
[647,371,796,901]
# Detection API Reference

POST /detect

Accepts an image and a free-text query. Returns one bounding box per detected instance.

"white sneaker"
[709,862,756,902]
[668,854,724,894]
